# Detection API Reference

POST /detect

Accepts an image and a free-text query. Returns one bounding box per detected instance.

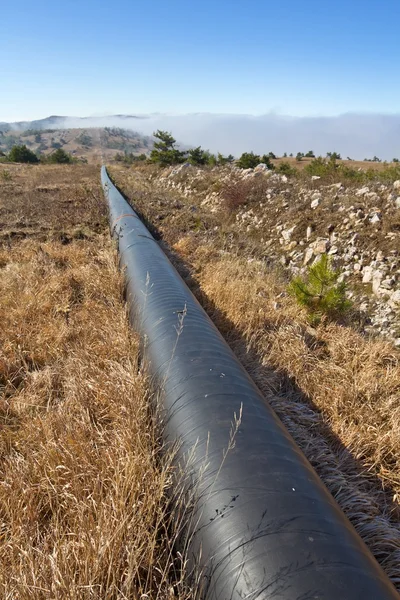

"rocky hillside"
[117,161,400,346]
[0,126,153,163]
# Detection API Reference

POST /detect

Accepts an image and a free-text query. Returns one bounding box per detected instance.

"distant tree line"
[145,132,400,169]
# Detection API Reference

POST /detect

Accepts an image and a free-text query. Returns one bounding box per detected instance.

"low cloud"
[130,113,400,161]
[6,112,400,160]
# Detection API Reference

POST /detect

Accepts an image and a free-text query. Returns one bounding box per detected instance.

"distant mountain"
[0,114,147,133]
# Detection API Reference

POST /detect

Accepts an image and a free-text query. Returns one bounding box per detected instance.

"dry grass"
[0,165,191,599]
[272,156,396,171]
[0,163,107,241]
[173,240,400,589]
[104,166,400,589]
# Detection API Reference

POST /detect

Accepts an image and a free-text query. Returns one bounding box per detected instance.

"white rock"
[311,198,320,209]
[286,241,298,251]
[366,192,379,201]
[328,246,338,255]
[254,163,269,172]
[370,213,381,224]
[381,278,395,290]
[311,176,321,181]
[356,186,370,196]
[393,180,400,190]
[389,290,400,306]
[282,225,296,241]
[313,239,329,254]
[306,226,313,240]
[372,270,383,295]
[395,197,400,209]
[303,248,314,265]
[362,266,374,283]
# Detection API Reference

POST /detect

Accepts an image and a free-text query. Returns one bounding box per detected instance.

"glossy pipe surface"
[102,166,398,600]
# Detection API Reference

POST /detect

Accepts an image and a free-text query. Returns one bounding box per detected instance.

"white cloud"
[6,112,400,160]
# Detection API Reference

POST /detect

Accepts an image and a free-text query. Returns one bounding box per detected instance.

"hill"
[0,124,153,163]
[0,114,147,132]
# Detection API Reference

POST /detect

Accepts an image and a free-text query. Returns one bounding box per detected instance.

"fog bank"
[4,112,400,160]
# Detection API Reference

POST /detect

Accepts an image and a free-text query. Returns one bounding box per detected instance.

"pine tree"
[8,144,39,163]
[150,131,186,166]
[289,254,351,322]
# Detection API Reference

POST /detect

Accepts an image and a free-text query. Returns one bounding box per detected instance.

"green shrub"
[188,146,210,165]
[289,254,351,323]
[46,148,73,164]
[115,152,148,164]
[260,155,275,170]
[237,151,261,169]
[0,169,11,181]
[207,153,218,166]
[217,152,234,165]
[150,130,186,166]
[277,161,297,176]
[304,156,337,178]
[8,144,39,163]
[302,155,400,183]
[296,152,304,162]
[237,152,275,169]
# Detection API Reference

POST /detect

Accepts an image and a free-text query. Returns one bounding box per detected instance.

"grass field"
[272,156,396,171]
[0,164,190,599]
[111,163,400,591]
[1,161,400,595]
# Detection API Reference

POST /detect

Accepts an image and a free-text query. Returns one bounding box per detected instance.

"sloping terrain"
[0,164,189,599]
[144,162,400,343]
[110,162,400,590]
[0,127,153,163]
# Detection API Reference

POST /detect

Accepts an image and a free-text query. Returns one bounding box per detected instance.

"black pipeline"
[101,167,398,600]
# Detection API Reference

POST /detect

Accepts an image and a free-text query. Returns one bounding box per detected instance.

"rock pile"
[150,164,400,345]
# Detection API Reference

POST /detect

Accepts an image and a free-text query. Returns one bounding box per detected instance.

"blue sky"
[1,0,399,121]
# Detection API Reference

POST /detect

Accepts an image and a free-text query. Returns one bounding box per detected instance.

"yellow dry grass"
[107,164,400,590]
[0,165,190,600]
[173,238,400,590]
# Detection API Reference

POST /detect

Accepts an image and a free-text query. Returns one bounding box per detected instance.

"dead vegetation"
[111,165,400,591]
[0,165,191,599]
